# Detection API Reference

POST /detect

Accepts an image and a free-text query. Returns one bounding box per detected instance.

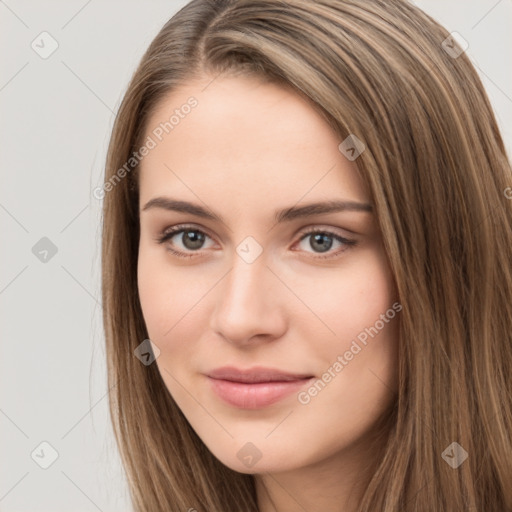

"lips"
[207,365,313,383]
[206,366,314,409]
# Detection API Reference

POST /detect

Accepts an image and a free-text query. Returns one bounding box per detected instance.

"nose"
[209,250,287,346]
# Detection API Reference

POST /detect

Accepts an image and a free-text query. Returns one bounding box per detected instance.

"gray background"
[1,1,511,510]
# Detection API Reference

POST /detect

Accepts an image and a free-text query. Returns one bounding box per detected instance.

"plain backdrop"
[1,1,511,510]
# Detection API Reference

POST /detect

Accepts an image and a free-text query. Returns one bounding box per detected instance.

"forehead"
[138,75,369,210]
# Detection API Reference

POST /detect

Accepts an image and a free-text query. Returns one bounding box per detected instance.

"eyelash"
[155,224,357,260]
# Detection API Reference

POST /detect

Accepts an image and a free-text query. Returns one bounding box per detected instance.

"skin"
[137,73,400,512]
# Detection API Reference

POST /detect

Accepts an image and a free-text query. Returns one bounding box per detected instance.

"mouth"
[206,366,315,409]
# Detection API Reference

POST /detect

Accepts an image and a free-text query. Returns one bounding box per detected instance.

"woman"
[100,0,512,510]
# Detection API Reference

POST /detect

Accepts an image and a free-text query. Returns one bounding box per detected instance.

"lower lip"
[208,376,313,409]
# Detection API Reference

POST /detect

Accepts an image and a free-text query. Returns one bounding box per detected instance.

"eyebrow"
[141,197,373,223]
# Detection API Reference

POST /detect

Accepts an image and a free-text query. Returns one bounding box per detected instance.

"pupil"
[311,233,332,253]
[184,230,204,249]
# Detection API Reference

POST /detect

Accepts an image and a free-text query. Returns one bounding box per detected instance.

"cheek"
[316,249,397,346]
[312,248,400,399]
[137,247,215,354]
[137,248,189,340]
[137,255,203,403]
[137,251,168,338]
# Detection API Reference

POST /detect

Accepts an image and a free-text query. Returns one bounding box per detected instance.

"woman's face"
[137,74,399,475]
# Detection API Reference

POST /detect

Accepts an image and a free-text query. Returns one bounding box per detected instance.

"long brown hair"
[101,0,512,510]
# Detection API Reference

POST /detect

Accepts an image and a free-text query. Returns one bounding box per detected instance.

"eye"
[155,225,215,259]
[155,224,357,260]
[294,228,357,260]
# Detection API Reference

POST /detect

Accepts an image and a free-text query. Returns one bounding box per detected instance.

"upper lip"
[207,366,314,383]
